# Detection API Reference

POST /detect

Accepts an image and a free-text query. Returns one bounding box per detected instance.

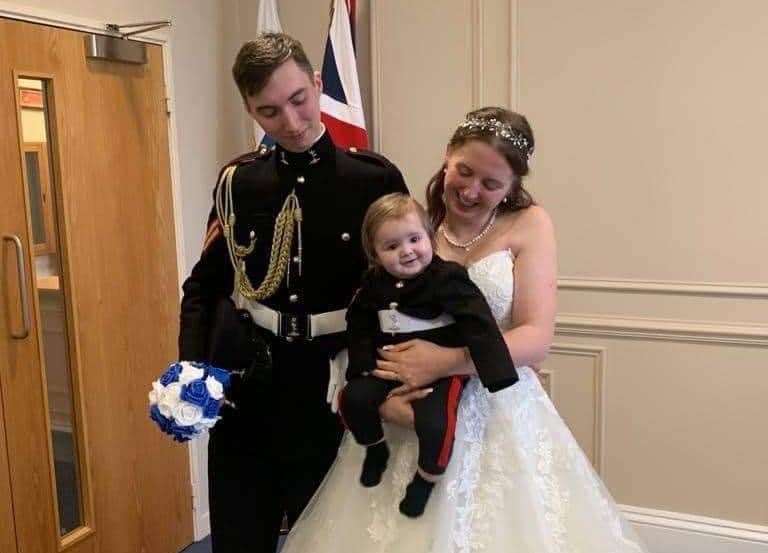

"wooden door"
[0,388,17,553]
[0,17,193,553]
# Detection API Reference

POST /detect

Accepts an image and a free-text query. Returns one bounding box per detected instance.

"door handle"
[2,234,31,339]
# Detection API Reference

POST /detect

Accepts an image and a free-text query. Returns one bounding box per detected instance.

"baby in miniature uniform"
[340,193,518,517]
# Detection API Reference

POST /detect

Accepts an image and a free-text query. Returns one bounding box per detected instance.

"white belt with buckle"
[378,309,455,334]
[233,294,347,339]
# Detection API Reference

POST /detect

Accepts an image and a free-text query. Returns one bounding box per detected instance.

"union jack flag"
[320,0,369,149]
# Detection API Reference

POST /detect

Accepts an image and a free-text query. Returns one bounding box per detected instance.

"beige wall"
[521,0,768,526]
[277,0,768,534]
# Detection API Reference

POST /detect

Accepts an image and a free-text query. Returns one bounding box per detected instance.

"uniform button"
[293,256,300,263]
[341,232,351,241]
[289,294,299,303]
[297,176,305,184]
[395,281,404,289]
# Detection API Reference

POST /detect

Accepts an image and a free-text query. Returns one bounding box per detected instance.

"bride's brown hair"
[426,107,535,229]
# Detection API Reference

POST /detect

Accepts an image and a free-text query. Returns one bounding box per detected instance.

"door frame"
[0,2,211,542]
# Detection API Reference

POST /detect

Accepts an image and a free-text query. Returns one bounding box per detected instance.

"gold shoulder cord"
[215,164,303,301]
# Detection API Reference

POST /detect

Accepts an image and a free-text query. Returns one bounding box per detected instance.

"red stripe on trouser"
[436,376,464,468]
[337,386,349,430]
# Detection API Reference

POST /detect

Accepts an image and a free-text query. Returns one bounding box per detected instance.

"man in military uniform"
[178,33,407,553]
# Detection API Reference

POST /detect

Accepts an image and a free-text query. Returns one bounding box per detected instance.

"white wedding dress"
[282,250,647,553]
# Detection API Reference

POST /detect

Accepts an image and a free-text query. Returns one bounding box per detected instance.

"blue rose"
[203,396,221,419]
[169,420,197,442]
[149,404,173,433]
[180,379,211,408]
[159,362,183,386]
[207,365,232,390]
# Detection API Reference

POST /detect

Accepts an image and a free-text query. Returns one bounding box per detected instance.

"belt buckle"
[279,312,311,340]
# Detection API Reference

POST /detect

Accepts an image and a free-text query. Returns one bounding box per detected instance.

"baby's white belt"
[233,294,347,339]
[378,309,455,334]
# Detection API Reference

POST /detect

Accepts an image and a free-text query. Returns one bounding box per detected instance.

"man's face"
[245,59,323,153]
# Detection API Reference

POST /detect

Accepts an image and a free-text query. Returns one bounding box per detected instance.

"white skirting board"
[637,525,768,553]
[625,506,768,553]
[195,512,210,543]
[189,436,211,540]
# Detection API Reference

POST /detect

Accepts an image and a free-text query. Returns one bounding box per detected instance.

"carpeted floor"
[181,535,286,553]
[180,536,211,553]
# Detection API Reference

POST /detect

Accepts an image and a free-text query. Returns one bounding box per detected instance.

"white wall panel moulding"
[556,313,768,346]
[623,505,768,544]
[559,277,768,299]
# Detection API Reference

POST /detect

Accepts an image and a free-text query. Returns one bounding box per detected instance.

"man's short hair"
[232,32,314,100]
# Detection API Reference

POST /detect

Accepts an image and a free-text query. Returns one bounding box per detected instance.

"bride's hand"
[372,339,468,396]
[378,387,433,428]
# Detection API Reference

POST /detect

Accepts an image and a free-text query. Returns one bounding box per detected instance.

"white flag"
[252,0,283,147]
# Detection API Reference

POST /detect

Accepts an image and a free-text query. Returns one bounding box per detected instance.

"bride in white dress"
[281,108,647,553]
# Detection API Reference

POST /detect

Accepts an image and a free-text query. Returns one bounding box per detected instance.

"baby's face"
[373,211,433,280]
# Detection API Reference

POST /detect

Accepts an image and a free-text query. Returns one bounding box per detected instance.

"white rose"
[173,401,203,426]
[158,382,182,418]
[204,376,224,400]
[195,417,218,432]
[148,380,165,405]
[178,362,205,385]
[200,417,218,428]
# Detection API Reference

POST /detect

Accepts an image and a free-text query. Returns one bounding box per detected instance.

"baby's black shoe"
[360,441,390,487]
[399,473,435,518]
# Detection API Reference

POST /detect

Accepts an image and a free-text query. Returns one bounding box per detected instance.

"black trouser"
[340,375,467,475]
[208,340,343,553]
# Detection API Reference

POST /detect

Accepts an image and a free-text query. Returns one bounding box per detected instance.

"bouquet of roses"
[148,361,233,442]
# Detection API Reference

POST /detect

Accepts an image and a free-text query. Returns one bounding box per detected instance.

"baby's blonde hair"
[361,193,436,266]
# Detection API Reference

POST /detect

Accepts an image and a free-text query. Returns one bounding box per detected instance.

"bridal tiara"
[457,117,533,159]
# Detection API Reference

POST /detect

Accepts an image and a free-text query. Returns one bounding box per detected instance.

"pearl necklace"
[439,210,497,251]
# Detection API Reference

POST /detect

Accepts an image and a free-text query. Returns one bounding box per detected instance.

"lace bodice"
[466,249,515,330]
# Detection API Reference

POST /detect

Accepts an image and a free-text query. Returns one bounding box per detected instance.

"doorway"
[0,17,193,553]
